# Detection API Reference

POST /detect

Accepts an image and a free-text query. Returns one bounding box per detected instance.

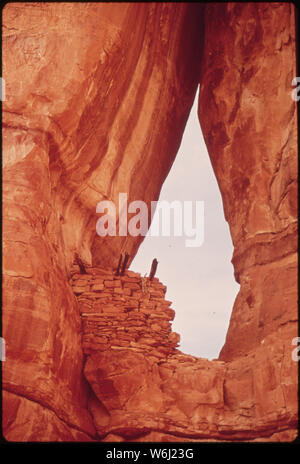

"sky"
[130,86,240,360]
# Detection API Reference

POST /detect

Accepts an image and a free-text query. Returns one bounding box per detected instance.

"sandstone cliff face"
[2,2,204,441]
[69,265,297,441]
[2,3,297,442]
[3,2,203,269]
[199,2,298,362]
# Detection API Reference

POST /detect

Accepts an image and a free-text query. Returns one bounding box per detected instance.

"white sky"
[130,86,240,360]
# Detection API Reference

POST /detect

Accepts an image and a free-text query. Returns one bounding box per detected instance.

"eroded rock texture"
[2,2,203,441]
[2,2,297,442]
[69,265,297,441]
[199,1,298,362]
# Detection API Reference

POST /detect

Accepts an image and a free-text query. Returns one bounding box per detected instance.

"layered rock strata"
[2,2,298,442]
[2,2,203,441]
[199,2,298,361]
[68,265,298,441]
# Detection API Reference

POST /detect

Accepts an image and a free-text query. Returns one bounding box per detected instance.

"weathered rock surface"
[84,344,297,441]
[199,2,298,361]
[2,2,297,442]
[2,2,203,269]
[72,266,297,441]
[2,2,203,441]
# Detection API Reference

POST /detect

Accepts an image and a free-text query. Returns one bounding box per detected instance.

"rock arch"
[2,3,297,441]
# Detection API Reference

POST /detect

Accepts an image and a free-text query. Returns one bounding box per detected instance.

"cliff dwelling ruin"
[2,3,298,442]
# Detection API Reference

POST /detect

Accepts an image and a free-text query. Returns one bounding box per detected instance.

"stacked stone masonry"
[70,265,180,360]
[3,2,297,442]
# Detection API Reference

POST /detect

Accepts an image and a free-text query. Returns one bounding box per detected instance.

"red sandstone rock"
[2,2,297,443]
[199,2,297,361]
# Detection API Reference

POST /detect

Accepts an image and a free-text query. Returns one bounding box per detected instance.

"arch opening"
[130,86,240,360]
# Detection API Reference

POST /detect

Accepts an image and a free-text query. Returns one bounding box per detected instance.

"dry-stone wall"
[70,265,180,361]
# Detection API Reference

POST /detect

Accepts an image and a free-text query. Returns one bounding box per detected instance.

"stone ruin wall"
[71,265,180,360]
[2,2,297,442]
